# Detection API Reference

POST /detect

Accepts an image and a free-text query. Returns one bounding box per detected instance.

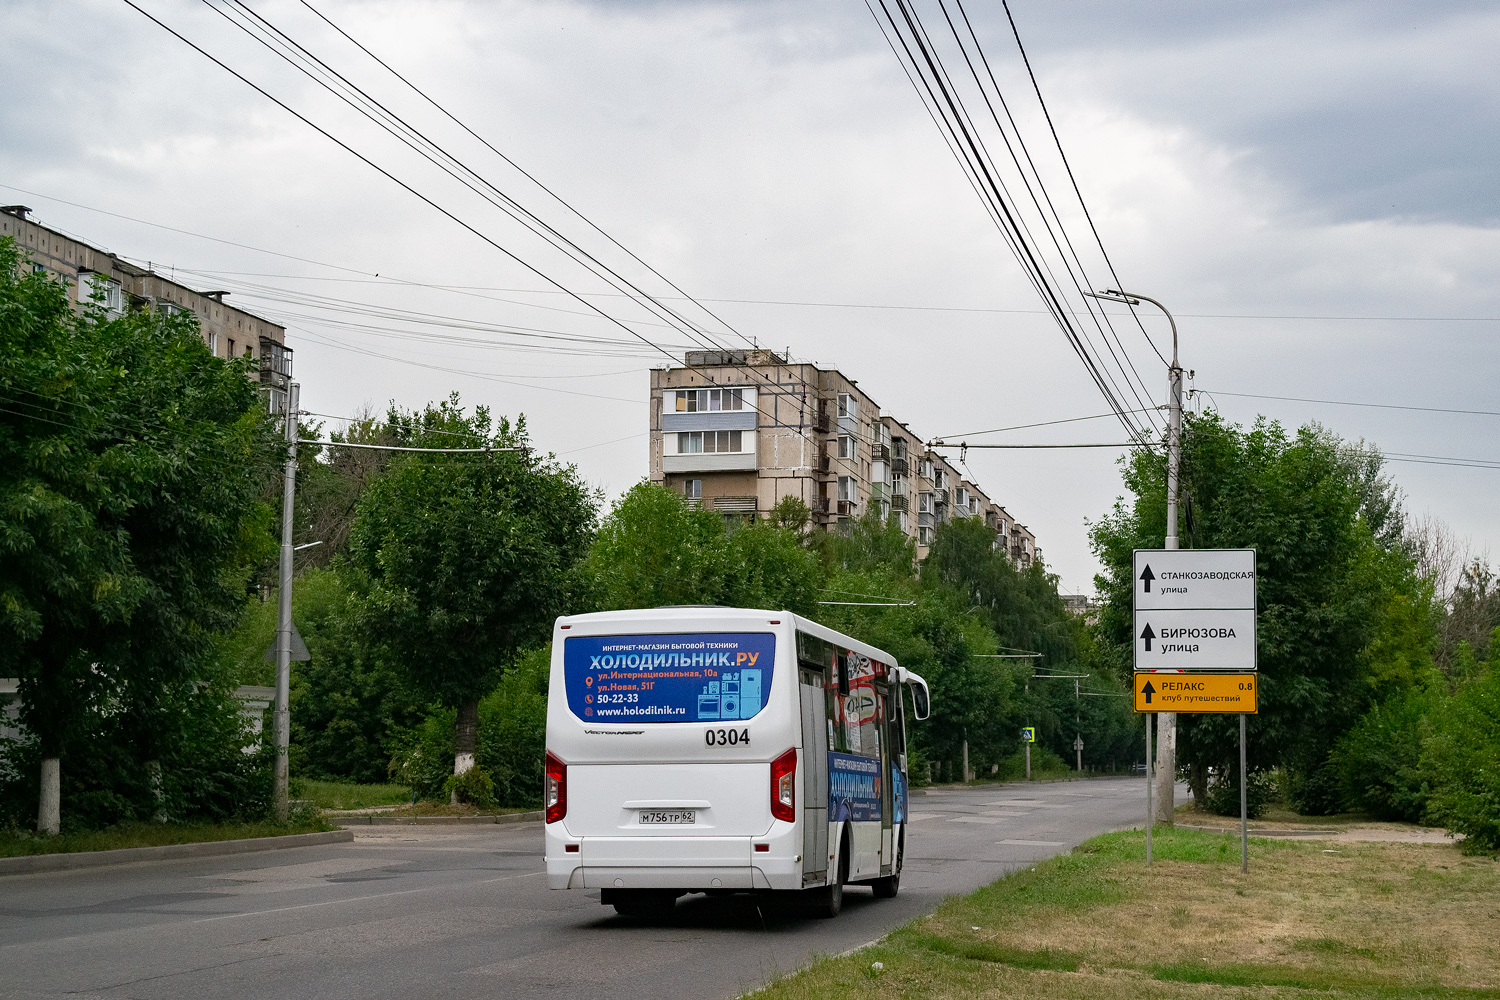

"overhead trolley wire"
[941,0,1163,424]
[884,0,1155,442]
[296,0,763,357]
[122,0,816,451]
[993,0,1169,370]
[874,0,1144,440]
[204,0,815,442]
[869,0,1159,448]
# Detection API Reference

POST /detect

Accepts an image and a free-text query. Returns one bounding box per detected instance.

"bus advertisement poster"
[828,752,882,822]
[563,632,776,724]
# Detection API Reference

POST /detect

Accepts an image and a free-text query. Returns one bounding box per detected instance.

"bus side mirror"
[908,677,930,721]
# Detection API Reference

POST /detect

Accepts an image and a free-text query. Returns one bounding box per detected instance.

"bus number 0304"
[705,728,750,747]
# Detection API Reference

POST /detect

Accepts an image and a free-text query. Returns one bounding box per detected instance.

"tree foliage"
[1089,412,1436,812]
[0,237,278,828]
[584,482,820,615]
[345,397,595,714]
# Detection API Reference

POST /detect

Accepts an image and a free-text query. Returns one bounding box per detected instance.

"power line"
[296,0,761,356]
[868,0,1159,447]
[935,407,1158,440]
[202,0,824,441]
[120,1,811,454]
[994,0,1168,371]
[1199,389,1500,419]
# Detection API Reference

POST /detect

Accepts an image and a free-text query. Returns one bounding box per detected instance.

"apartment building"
[1,206,293,413]
[648,350,1038,567]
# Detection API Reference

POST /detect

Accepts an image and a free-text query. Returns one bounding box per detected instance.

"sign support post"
[1145,714,1153,865]
[1240,713,1248,873]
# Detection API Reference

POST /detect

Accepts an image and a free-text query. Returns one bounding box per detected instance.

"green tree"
[0,238,277,832]
[1089,413,1436,813]
[585,482,820,615]
[345,397,594,784]
[1420,627,1500,852]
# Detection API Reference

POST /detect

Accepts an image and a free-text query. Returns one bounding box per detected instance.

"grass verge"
[750,826,1500,1000]
[294,778,413,811]
[0,818,334,858]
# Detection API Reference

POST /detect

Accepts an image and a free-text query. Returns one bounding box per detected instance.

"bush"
[1333,686,1437,821]
[476,646,548,808]
[387,709,455,801]
[1202,768,1278,819]
[442,765,498,810]
[0,682,271,831]
[1422,659,1500,853]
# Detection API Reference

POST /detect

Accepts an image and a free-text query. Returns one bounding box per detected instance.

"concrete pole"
[1154,351,1184,824]
[961,739,970,783]
[273,383,299,823]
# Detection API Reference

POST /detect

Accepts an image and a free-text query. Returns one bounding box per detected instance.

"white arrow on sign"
[1133,609,1256,671]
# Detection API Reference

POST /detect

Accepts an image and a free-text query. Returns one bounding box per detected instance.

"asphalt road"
[0,777,1154,1000]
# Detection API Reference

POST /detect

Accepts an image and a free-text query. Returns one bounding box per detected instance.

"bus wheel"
[805,831,849,918]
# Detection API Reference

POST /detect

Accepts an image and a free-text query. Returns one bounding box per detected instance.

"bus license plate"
[638,810,696,825]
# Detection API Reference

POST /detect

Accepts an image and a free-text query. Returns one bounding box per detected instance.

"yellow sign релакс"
[1134,673,1257,713]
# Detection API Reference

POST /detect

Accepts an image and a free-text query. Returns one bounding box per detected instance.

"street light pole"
[1086,289,1181,824]
[273,383,300,823]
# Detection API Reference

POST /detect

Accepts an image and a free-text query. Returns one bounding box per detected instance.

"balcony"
[815,412,832,434]
[890,494,908,513]
[869,482,889,503]
[874,443,891,462]
[812,497,830,514]
[890,456,908,476]
[837,500,855,516]
[820,454,831,473]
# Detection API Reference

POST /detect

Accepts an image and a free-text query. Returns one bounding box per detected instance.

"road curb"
[0,829,354,877]
[336,810,544,827]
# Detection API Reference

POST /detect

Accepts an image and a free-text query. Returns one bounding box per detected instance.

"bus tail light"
[545,751,567,824]
[771,748,797,822]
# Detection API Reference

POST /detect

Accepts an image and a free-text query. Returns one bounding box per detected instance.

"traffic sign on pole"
[1133,548,1256,611]
[1134,609,1256,671]
[1133,548,1256,673]
[1134,673,1257,713]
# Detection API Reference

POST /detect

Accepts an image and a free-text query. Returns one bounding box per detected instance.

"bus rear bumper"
[545,828,802,891]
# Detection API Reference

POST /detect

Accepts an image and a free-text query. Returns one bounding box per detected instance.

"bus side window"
[824,684,847,753]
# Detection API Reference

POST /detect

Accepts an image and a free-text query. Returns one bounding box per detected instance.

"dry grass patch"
[748,828,1500,1000]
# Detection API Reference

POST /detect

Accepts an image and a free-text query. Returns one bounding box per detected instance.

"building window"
[677,430,745,454]
[837,393,855,419]
[918,526,933,546]
[918,492,931,513]
[893,437,907,459]
[891,472,905,496]
[956,487,969,508]
[675,387,743,412]
[81,272,123,313]
[228,338,236,357]
[837,476,855,503]
[934,468,948,489]
[838,434,856,459]
[684,479,702,500]
[207,331,218,355]
[919,458,933,479]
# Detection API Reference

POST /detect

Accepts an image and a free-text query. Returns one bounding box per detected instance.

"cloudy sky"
[4,0,1497,595]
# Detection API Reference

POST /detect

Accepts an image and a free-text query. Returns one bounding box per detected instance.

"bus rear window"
[563,633,776,723]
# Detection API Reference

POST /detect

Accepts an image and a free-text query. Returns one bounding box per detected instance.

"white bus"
[543,606,930,918]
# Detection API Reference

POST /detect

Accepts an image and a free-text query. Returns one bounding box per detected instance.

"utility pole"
[273,383,300,823]
[1088,288,1181,825]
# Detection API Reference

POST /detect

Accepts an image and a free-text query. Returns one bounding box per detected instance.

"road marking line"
[998,840,1065,846]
